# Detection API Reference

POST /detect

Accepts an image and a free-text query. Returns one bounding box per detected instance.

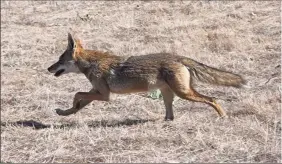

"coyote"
[48,33,245,120]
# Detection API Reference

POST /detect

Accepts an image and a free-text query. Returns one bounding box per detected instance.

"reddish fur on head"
[72,39,118,65]
[73,39,84,61]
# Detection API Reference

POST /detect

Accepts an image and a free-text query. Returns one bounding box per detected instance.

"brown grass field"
[1,1,281,163]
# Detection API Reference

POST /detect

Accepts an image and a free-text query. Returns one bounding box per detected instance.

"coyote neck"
[74,49,121,79]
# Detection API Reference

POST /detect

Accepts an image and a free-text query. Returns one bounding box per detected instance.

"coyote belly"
[47,33,246,120]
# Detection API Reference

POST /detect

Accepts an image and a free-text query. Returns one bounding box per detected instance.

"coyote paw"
[221,114,229,119]
[216,115,228,121]
[55,108,69,116]
[164,117,174,121]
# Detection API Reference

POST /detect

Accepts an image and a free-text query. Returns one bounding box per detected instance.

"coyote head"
[47,33,80,77]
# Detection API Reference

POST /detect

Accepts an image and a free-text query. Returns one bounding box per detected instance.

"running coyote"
[48,33,245,120]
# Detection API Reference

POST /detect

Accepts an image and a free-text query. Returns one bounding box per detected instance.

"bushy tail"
[181,58,246,87]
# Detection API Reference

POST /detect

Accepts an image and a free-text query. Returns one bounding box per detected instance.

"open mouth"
[54,69,65,77]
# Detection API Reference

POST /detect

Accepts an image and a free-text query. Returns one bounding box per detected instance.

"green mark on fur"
[148,90,162,99]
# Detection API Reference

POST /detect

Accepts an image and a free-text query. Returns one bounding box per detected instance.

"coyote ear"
[74,39,83,49]
[67,33,74,49]
[73,39,83,60]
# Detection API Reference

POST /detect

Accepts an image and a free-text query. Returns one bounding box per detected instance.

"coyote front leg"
[55,88,109,116]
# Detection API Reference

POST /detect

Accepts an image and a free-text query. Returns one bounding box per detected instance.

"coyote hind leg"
[176,88,227,117]
[166,66,227,117]
[160,87,174,121]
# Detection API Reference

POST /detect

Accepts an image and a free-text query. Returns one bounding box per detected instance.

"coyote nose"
[47,66,52,72]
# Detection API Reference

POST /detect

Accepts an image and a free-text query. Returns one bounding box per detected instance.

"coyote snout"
[47,62,65,77]
[47,60,78,77]
[48,33,246,120]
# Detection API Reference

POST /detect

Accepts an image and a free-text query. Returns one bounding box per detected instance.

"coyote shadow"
[1,119,155,130]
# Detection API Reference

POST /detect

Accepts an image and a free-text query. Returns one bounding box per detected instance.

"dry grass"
[1,1,281,163]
